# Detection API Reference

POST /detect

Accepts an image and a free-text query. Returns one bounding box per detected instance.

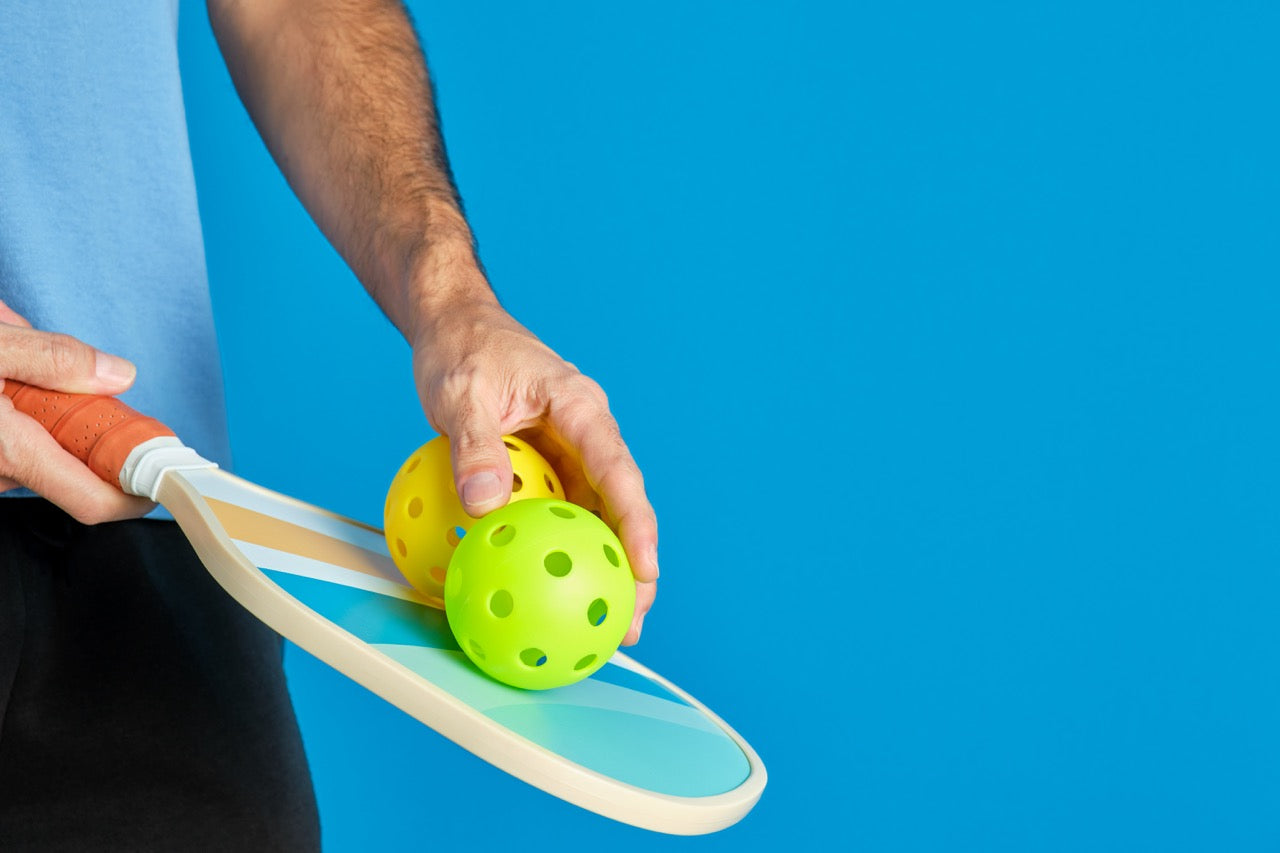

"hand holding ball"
[386,437,635,690]
[383,435,563,601]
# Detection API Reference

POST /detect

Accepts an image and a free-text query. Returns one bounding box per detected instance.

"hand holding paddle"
[0,298,154,522]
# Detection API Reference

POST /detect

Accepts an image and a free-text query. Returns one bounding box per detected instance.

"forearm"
[208,0,494,340]
[208,2,659,641]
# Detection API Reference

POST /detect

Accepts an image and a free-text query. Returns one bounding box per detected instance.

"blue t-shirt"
[0,1,233,490]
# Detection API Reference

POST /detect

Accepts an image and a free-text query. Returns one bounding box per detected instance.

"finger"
[0,298,33,328]
[0,325,136,395]
[438,395,513,517]
[549,388,659,584]
[622,580,657,646]
[0,402,155,524]
[513,428,601,513]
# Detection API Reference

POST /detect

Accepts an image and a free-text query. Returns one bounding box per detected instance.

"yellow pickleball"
[384,435,563,598]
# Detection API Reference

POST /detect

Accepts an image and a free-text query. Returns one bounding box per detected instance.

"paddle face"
[159,467,766,835]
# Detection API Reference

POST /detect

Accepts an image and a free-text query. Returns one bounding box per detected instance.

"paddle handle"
[1,380,175,487]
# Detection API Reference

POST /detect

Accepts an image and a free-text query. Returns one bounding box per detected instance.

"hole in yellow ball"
[469,639,486,660]
[545,475,556,493]
[490,525,515,546]
[396,538,407,558]
[407,497,423,518]
[405,456,421,473]
[446,526,465,547]
[544,551,572,577]
[602,544,620,567]
[489,589,513,618]
[574,654,597,671]
[520,648,547,668]
[549,505,575,519]
[512,473,523,493]
[588,598,608,626]
[504,440,520,451]
[429,566,447,585]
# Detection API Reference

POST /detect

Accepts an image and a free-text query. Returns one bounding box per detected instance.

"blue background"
[179,1,1279,850]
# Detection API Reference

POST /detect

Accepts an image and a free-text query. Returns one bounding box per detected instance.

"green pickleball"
[444,498,636,690]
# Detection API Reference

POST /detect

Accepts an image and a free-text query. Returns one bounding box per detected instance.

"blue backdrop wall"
[179,2,1279,850]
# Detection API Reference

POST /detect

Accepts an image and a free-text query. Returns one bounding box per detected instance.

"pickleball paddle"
[0,380,766,835]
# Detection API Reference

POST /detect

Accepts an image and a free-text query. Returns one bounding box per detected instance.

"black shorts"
[0,499,320,851]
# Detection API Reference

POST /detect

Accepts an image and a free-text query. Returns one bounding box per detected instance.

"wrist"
[402,246,501,351]
[378,205,499,346]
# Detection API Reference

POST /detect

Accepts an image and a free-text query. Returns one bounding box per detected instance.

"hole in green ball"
[544,551,572,577]
[602,544,619,567]
[489,589,513,618]
[574,654,597,671]
[588,598,608,626]
[549,505,575,519]
[407,497,423,518]
[489,525,515,546]
[520,648,547,668]
[469,639,486,660]
[511,473,523,493]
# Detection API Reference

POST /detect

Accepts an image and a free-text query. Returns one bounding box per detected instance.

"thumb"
[0,325,136,395]
[444,401,512,517]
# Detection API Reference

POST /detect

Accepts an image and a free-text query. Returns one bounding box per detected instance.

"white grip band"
[118,436,218,500]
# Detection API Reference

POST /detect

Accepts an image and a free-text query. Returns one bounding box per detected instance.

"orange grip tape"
[1,380,175,486]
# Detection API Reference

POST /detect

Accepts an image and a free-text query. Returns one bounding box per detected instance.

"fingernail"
[95,352,136,386]
[461,472,501,508]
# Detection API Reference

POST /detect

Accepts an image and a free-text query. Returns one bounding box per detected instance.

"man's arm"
[207,0,658,642]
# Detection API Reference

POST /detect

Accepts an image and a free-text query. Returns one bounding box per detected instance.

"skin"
[0,0,657,643]
[0,300,156,522]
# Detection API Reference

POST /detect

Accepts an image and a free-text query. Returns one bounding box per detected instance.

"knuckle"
[71,502,111,526]
[549,370,607,411]
[68,491,141,526]
[557,383,612,430]
[78,491,151,525]
[449,409,499,451]
[573,374,609,407]
[616,510,657,547]
[453,436,503,469]
[42,332,91,377]
[597,464,643,502]
[0,412,31,478]
[427,364,497,428]
[427,374,473,419]
[0,435,17,477]
[434,364,481,402]
[554,398,595,438]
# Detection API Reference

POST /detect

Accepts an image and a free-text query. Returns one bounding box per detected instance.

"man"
[0,1,658,848]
